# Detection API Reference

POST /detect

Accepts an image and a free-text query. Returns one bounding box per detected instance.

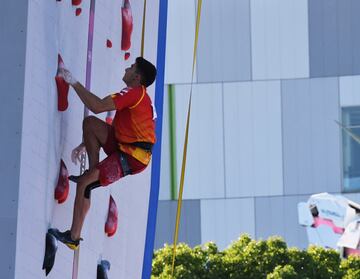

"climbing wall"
[13,0,163,278]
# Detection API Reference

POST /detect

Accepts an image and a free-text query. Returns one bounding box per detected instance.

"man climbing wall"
[52,57,157,250]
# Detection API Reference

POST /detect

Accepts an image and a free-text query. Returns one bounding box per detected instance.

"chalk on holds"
[55,54,69,112]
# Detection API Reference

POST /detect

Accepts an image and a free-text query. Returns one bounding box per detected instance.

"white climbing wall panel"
[14,0,160,278]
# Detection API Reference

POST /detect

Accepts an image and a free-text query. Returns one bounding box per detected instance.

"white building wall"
[164,0,196,84]
[340,76,360,107]
[174,83,225,199]
[250,0,309,80]
[223,80,283,197]
[196,0,251,83]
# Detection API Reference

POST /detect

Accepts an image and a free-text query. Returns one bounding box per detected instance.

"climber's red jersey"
[111,86,156,164]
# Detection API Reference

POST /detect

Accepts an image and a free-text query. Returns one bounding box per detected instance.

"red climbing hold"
[124,52,130,60]
[55,54,69,111]
[106,39,112,48]
[121,0,133,51]
[54,160,69,204]
[105,195,118,237]
[72,0,81,6]
[75,8,82,16]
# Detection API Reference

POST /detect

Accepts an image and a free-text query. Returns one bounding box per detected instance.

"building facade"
[155,0,360,251]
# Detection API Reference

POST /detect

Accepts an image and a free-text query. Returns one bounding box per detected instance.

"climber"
[53,57,157,250]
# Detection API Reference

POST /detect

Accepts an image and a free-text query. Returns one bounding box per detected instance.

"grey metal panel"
[0,0,28,277]
[282,78,341,195]
[309,0,338,77]
[201,198,255,250]
[308,0,338,77]
[309,0,360,77]
[0,218,18,278]
[197,0,251,82]
[0,3,27,215]
[321,0,338,77]
[223,81,283,198]
[314,78,341,194]
[308,0,325,77]
[255,195,309,249]
[154,200,201,249]
[282,80,312,194]
[338,0,352,76]
[350,0,360,75]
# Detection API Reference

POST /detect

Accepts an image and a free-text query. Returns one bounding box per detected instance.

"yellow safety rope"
[141,0,147,57]
[171,0,202,276]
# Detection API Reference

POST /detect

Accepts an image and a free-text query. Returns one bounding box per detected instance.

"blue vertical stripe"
[142,0,168,278]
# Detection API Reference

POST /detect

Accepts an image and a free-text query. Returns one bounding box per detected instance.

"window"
[342,107,360,192]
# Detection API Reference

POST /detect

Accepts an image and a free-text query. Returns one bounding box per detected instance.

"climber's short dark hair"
[135,57,157,87]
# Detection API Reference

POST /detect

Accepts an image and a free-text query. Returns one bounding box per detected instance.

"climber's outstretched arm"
[60,68,115,114]
[72,82,115,114]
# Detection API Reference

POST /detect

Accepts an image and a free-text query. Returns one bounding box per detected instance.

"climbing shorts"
[96,125,147,186]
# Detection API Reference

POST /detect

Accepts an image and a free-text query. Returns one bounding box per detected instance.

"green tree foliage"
[152,243,207,279]
[266,265,297,279]
[306,246,343,279]
[341,255,360,279]
[152,235,360,279]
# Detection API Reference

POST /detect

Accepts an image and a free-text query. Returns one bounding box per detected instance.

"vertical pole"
[72,0,96,278]
[168,84,178,200]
